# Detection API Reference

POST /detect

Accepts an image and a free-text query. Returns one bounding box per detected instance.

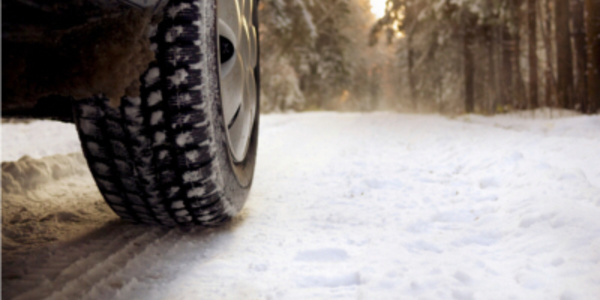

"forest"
[258,0,600,115]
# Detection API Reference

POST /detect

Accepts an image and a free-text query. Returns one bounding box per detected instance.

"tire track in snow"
[85,234,187,299]
[43,228,177,300]
[74,228,195,300]
[7,226,164,300]
[6,217,239,300]
[45,229,170,300]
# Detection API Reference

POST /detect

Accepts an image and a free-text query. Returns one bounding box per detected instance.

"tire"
[73,0,259,227]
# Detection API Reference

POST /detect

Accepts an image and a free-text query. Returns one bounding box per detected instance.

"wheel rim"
[217,0,258,162]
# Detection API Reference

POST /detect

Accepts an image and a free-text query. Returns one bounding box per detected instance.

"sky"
[370,0,386,18]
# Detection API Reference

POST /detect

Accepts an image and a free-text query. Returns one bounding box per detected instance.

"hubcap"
[217,0,258,162]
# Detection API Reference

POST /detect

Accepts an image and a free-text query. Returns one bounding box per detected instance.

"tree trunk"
[528,0,539,109]
[501,25,514,110]
[464,16,475,113]
[555,0,574,109]
[587,0,600,113]
[512,0,527,109]
[487,26,498,113]
[407,35,417,111]
[541,0,556,107]
[572,0,588,112]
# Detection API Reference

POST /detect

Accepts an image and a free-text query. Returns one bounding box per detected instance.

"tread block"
[105,194,125,205]
[171,110,208,128]
[165,26,200,45]
[165,1,198,22]
[109,142,129,159]
[75,103,103,119]
[120,178,139,193]
[123,106,144,124]
[111,205,128,213]
[165,45,202,66]
[175,209,190,217]
[126,193,145,206]
[143,67,162,87]
[166,91,202,108]
[146,90,164,107]
[114,159,133,175]
[172,128,210,148]
[105,121,127,140]
[122,96,142,106]
[78,119,102,138]
[154,131,167,146]
[86,141,108,159]
[131,205,149,213]
[179,147,213,166]
[177,215,193,223]
[93,163,112,177]
[163,68,202,90]
[182,167,213,184]
[189,192,220,207]
[96,179,119,193]
[126,125,144,138]
[157,172,177,188]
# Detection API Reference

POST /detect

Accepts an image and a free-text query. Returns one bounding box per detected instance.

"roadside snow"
[3,112,600,300]
[2,119,81,162]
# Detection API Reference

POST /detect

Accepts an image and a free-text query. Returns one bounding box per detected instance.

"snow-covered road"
[3,112,600,299]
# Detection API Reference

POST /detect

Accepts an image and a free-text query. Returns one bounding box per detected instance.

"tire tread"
[73,0,245,227]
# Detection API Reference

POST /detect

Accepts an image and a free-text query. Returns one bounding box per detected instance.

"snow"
[145,67,161,86]
[294,0,317,39]
[3,112,600,299]
[1,119,81,162]
[168,69,189,86]
[370,0,387,18]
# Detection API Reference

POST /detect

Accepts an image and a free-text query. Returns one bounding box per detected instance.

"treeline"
[372,0,600,114]
[259,0,397,112]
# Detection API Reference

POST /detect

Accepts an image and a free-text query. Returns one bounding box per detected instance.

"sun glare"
[370,0,387,19]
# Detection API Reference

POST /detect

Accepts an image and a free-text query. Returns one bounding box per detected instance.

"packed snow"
[2,111,600,300]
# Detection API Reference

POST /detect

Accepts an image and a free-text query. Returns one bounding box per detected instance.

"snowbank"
[2,119,82,162]
[2,153,117,261]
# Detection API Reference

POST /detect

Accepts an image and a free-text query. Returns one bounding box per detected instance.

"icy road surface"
[3,112,600,299]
